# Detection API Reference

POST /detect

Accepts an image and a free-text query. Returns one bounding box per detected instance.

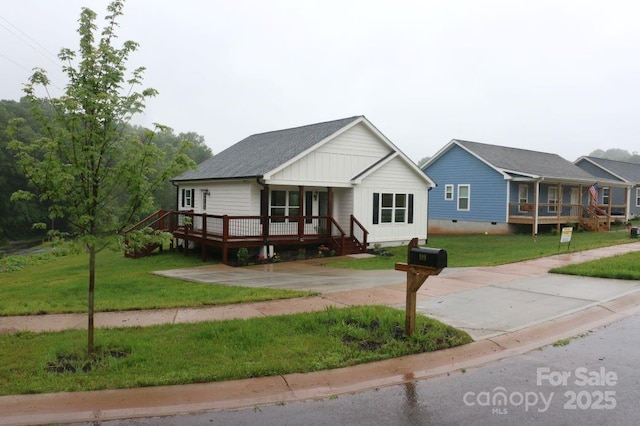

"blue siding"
[424,145,507,222]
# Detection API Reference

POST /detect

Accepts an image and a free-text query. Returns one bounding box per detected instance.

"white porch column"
[533,180,540,236]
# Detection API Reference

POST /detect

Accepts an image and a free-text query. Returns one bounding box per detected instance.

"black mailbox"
[409,247,447,269]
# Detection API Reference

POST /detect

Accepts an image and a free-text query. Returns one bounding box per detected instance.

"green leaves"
[8,0,193,240]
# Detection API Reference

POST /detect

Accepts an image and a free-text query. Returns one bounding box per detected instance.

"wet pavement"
[2,243,640,425]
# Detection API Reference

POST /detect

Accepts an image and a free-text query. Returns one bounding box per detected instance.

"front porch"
[508,202,626,232]
[124,210,369,264]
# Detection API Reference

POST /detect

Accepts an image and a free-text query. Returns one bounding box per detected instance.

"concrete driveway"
[155,243,640,340]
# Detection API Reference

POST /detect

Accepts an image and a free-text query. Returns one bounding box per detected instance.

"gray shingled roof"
[173,116,362,181]
[581,156,640,184]
[456,140,599,181]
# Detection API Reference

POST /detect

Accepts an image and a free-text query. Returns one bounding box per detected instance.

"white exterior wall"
[269,123,391,184]
[178,181,261,216]
[355,156,429,246]
[333,187,354,230]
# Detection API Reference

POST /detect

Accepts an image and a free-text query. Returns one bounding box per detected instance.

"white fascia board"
[357,118,435,187]
[350,152,402,185]
[500,168,542,179]
[262,116,365,180]
[264,178,354,188]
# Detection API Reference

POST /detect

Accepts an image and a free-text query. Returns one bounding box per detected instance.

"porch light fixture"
[313,191,318,200]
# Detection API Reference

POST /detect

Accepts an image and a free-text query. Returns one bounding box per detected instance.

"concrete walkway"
[2,243,640,425]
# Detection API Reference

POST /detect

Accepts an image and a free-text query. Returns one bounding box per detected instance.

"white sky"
[2,0,640,163]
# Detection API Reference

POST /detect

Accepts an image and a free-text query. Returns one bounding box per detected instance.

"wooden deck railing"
[508,202,621,231]
[123,210,368,260]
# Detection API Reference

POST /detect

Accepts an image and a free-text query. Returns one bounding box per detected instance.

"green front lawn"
[325,231,634,269]
[550,251,640,280]
[0,306,472,395]
[0,249,310,316]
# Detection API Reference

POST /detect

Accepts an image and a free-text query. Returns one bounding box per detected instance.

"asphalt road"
[74,313,640,426]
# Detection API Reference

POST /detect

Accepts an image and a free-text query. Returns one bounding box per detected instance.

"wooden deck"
[508,202,626,232]
[123,210,368,264]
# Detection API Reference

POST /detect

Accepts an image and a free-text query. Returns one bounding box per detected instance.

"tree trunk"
[88,244,96,358]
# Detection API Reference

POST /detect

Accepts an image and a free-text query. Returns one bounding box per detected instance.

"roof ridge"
[585,156,640,166]
[249,115,363,137]
[455,139,562,157]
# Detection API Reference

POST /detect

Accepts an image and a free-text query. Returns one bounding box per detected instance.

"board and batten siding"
[355,156,429,244]
[424,145,507,223]
[269,123,392,184]
[333,187,354,230]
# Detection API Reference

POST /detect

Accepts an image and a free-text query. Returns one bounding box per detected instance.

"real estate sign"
[560,227,573,243]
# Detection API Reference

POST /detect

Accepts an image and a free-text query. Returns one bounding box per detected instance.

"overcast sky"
[2,0,639,163]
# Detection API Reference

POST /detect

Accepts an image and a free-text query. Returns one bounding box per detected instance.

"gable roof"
[576,156,640,184]
[425,139,603,183]
[173,116,362,181]
[173,116,433,187]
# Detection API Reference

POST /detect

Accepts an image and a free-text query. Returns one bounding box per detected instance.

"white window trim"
[602,187,610,205]
[379,192,409,224]
[270,190,300,222]
[457,184,470,211]
[183,188,193,208]
[444,184,454,201]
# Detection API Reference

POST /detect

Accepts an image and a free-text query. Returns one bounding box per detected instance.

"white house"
[164,116,433,263]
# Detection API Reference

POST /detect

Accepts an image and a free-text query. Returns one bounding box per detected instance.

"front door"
[571,188,580,217]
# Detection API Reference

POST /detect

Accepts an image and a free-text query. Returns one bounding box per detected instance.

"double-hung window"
[602,187,610,205]
[373,193,414,224]
[444,184,454,201]
[270,190,300,222]
[457,185,470,211]
[181,188,194,208]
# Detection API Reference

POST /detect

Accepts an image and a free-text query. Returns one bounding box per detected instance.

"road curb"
[2,290,640,425]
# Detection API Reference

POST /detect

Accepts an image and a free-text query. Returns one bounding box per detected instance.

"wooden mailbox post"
[394,238,447,336]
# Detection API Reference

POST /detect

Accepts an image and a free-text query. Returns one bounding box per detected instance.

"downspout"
[171,181,179,210]
[426,186,433,245]
[256,176,269,246]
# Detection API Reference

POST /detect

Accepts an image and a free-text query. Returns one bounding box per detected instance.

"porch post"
[222,215,229,264]
[533,180,540,236]
[298,186,304,240]
[625,186,631,221]
[557,184,563,234]
[261,185,270,245]
[327,187,334,236]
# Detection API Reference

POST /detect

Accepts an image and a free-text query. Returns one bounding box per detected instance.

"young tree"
[8,0,193,357]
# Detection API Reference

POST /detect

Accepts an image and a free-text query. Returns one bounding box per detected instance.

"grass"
[0,306,472,395]
[324,230,635,269]
[0,249,311,316]
[550,250,640,280]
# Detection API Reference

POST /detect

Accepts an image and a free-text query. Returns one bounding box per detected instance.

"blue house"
[422,140,628,235]
[575,156,640,219]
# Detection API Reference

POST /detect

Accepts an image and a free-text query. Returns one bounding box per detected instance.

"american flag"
[589,184,598,204]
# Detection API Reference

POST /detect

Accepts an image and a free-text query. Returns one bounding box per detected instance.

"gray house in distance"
[575,156,640,219]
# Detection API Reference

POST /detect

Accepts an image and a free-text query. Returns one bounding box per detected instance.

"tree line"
[0,97,212,243]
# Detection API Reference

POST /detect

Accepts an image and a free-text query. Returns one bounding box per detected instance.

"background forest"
[0,97,212,243]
